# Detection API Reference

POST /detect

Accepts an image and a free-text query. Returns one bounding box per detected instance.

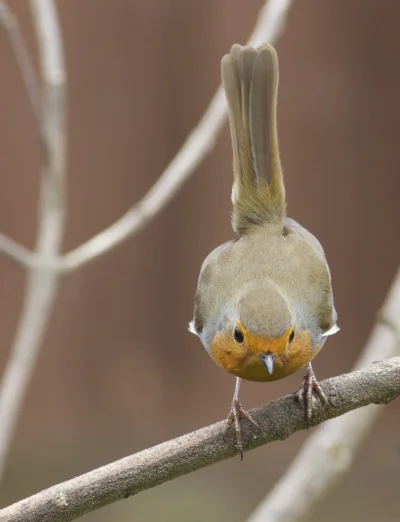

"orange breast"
[210,328,322,382]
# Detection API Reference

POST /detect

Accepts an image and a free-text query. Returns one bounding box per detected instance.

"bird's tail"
[221,44,286,234]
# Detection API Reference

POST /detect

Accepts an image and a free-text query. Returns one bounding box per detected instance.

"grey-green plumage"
[194,220,336,351]
[193,44,337,353]
[221,44,285,233]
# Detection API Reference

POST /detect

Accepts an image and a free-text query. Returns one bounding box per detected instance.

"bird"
[189,44,339,459]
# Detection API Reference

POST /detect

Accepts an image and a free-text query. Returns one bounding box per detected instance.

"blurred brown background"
[0,0,399,520]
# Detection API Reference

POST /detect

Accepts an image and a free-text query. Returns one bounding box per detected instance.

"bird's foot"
[226,399,259,460]
[297,363,327,427]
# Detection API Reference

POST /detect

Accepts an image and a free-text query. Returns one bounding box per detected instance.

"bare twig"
[0,1,40,267]
[0,0,66,483]
[0,0,42,130]
[247,267,400,522]
[60,0,293,273]
[0,232,35,268]
[0,358,398,522]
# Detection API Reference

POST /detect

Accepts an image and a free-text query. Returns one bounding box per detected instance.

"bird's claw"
[225,399,259,459]
[297,363,327,427]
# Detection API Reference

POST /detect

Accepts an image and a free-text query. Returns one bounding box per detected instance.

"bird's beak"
[260,353,275,374]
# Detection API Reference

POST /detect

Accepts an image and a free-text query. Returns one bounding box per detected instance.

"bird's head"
[209,282,300,381]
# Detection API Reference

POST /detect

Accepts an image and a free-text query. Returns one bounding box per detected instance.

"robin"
[189,44,339,458]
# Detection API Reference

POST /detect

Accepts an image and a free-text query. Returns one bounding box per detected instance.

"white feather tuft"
[231,185,236,204]
[188,321,197,335]
[322,324,340,337]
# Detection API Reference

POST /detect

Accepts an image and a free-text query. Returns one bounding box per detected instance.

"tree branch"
[0,358,398,522]
[0,0,42,133]
[0,1,41,267]
[0,0,66,483]
[0,232,35,268]
[246,267,400,522]
[59,0,293,273]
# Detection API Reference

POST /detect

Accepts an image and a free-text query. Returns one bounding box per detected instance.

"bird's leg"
[226,377,259,459]
[297,362,327,427]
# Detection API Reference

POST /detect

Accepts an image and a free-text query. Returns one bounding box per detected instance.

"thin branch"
[0,0,42,130]
[60,0,293,273]
[0,0,66,483]
[0,1,41,267]
[247,267,400,522]
[0,232,35,268]
[0,358,399,522]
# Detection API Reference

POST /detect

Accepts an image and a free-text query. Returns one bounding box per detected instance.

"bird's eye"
[233,326,244,343]
[289,330,295,344]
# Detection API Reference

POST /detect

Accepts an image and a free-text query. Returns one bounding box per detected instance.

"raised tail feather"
[221,44,286,234]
